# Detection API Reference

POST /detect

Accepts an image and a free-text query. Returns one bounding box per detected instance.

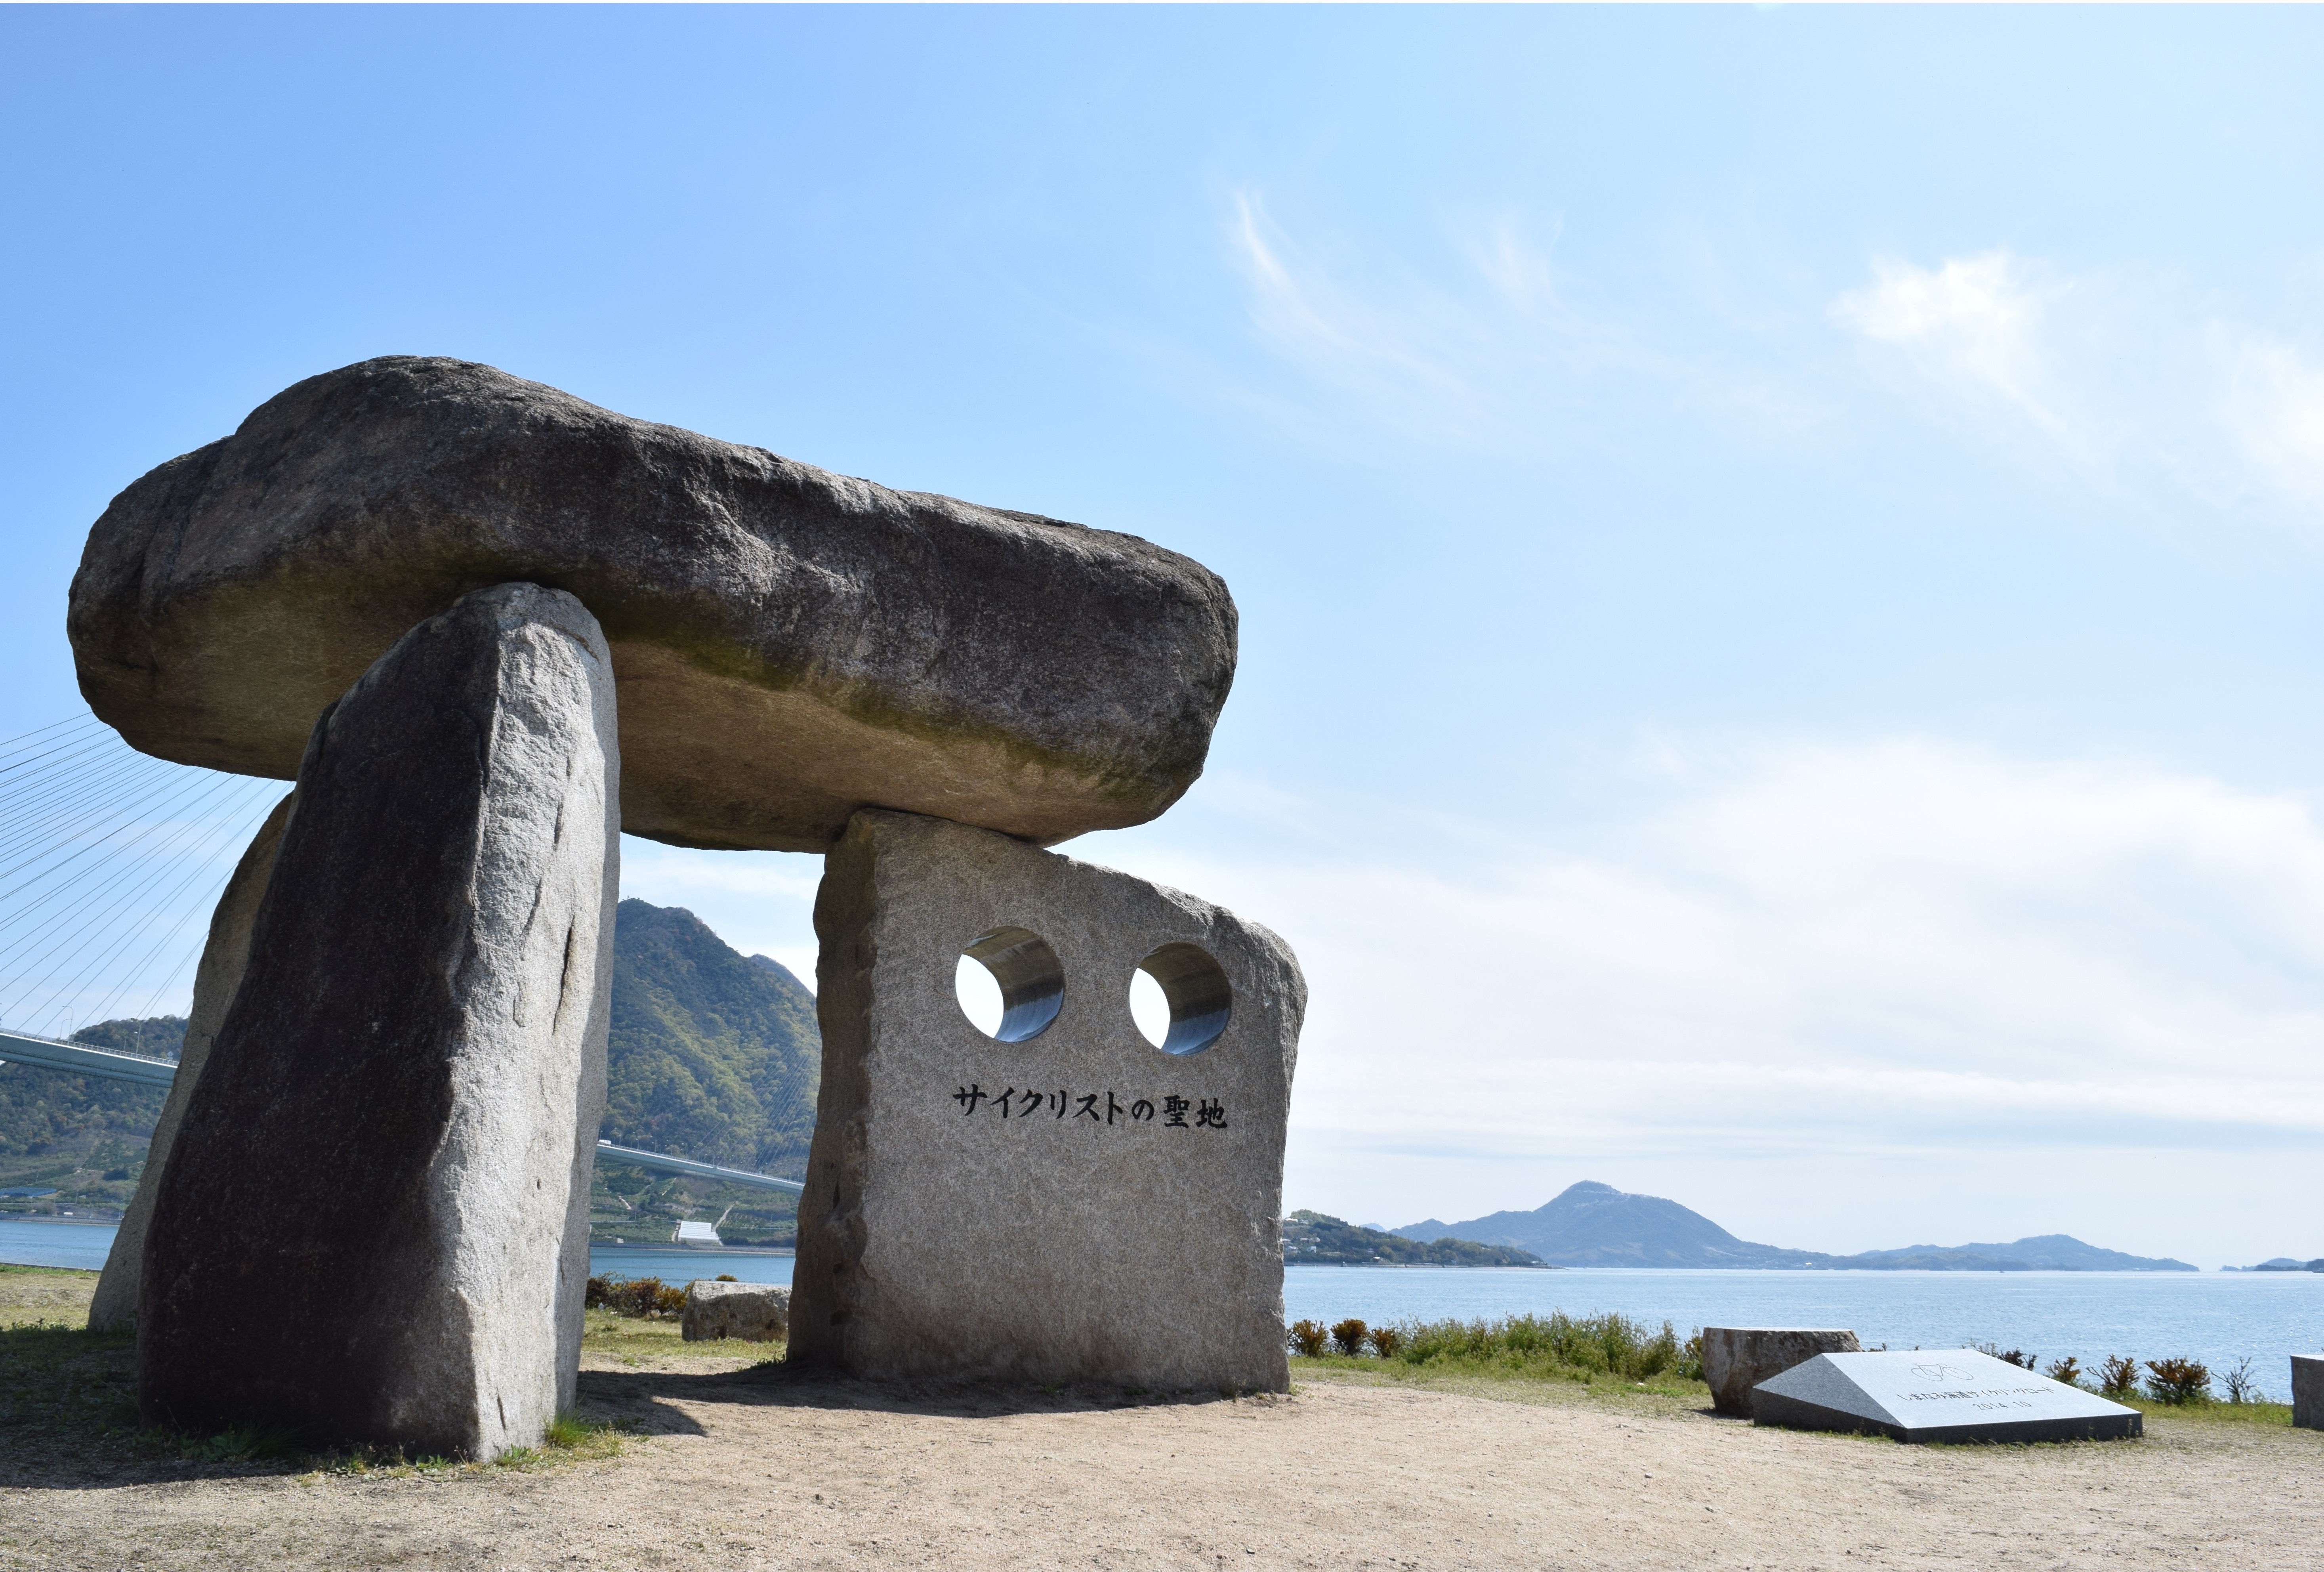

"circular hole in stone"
[955,927,1065,1042]
[1130,942,1232,1055]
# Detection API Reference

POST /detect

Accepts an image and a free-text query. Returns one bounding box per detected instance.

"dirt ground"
[4,1273,2320,1570]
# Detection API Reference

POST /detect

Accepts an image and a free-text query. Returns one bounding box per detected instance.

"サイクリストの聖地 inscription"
[951,1085,1227,1127]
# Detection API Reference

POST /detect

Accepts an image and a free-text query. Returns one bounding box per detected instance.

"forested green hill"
[2,898,824,1229]
[601,898,821,1176]
[1284,1211,1547,1267]
[0,1017,181,1160]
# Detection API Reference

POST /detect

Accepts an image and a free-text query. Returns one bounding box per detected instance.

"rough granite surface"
[2294,1354,2323,1430]
[792,810,1303,1392]
[137,583,619,1457]
[680,1280,791,1343]
[1700,1327,1863,1417]
[69,355,1237,852]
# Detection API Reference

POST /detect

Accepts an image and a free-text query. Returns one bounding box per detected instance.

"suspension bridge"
[0,713,809,1242]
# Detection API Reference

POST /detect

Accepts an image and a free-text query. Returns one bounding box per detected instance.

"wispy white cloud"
[1834,249,2324,522]
[1094,738,2324,1262]
[2216,326,2324,509]
[1830,251,2095,464]
[1225,191,1826,455]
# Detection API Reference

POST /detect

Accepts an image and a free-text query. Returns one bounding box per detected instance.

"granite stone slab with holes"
[791,809,1305,1392]
[1752,1349,2142,1444]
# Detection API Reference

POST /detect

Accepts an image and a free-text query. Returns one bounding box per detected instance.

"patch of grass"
[1288,1311,1710,1412]
[6,1312,637,1481]
[186,1424,302,1463]
[0,1264,98,1329]
[2110,1394,2296,1428]
[580,1305,782,1363]
[0,1318,142,1451]
[544,1409,628,1460]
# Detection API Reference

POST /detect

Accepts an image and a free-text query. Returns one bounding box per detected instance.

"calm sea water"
[1277,1265,2324,1396]
[12,1222,2317,1397]
[0,1218,113,1270]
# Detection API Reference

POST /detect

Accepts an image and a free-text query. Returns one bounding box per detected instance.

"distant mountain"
[1285,1211,1547,1267]
[1842,1235,2198,1272]
[1400,1181,1822,1267]
[604,900,820,1176]
[1398,1181,2198,1271]
[2238,1257,2324,1272]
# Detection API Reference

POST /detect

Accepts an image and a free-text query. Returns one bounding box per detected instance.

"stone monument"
[1752,1349,2142,1444]
[138,583,620,1456]
[792,811,1303,1392]
[682,1281,791,1343]
[2293,1353,2323,1430]
[70,357,1294,1446]
[1700,1326,1862,1417]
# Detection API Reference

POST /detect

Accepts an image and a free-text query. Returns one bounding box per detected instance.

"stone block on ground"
[88,791,291,1333]
[1753,1349,2142,1444]
[791,810,1304,1392]
[138,582,620,1458]
[682,1281,790,1343]
[1700,1327,1862,1417]
[71,355,1236,852]
[2294,1354,2324,1429]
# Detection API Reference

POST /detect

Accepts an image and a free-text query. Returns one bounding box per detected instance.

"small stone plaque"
[1754,1349,2142,1444]
[2292,1354,2323,1430]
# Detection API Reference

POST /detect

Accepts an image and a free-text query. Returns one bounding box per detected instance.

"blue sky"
[5,6,2322,1265]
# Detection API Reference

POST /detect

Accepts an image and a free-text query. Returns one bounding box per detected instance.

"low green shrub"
[1677,1331,1704,1383]
[1330,1318,1369,1357]
[584,1275,689,1318]
[2145,1357,2211,1405]
[1368,1326,1403,1359]
[1336,1311,1686,1382]
[1286,1319,1328,1358]
[2043,1356,2083,1387]
[2098,1355,2140,1397]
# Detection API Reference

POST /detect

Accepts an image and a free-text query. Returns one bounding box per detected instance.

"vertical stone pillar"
[88,791,293,1332]
[138,582,618,1457]
[792,810,1304,1392]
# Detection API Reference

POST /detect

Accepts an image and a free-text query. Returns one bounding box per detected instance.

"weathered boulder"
[681,1280,791,1343]
[70,356,1237,852]
[791,810,1304,1392]
[1700,1327,1862,1417]
[138,583,619,1457]
[88,791,292,1332]
[2294,1354,2324,1430]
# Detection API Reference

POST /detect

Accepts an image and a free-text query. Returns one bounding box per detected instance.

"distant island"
[1396,1180,2198,1271]
[1284,1210,1547,1267]
[2227,1257,2324,1272]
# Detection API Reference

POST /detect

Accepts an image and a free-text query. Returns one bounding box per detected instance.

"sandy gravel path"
[5,1350,2320,1570]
